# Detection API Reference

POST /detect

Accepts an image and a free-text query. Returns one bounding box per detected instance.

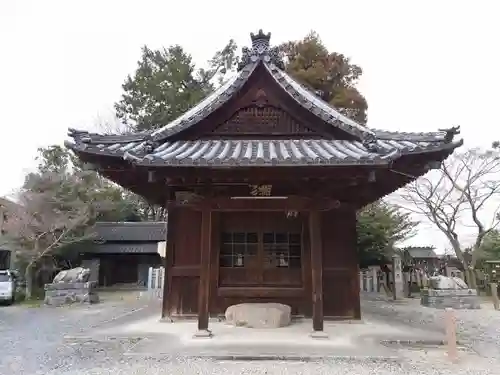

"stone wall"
[420,288,480,310]
[44,282,99,306]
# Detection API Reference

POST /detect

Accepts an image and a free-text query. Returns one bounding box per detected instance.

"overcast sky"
[1,1,498,252]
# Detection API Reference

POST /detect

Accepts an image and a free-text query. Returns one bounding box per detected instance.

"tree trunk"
[25,261,34,300]
[407,270,413,297]
[464,268,477,289]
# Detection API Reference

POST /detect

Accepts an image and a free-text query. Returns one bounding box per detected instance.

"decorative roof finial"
[361,132,380,152]
[250,29,271,51]
[438,125,461,143]
[237,29,284,71]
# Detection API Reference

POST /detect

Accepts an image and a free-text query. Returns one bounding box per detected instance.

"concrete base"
[310,330,329,339]
[193,329,213,338]
[160,316,222,323]
[85,311,448,361]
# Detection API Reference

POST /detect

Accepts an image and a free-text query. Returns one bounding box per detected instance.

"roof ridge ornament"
[238,29,285,71]
[438,125,461,143]
[361,132,380,152]
[143,134,159,153]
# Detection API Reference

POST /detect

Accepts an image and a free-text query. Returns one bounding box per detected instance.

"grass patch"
[14,288,44,308]
[17,298,43,308]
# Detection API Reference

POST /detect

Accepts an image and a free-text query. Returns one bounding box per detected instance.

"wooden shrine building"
[66,30,462,336]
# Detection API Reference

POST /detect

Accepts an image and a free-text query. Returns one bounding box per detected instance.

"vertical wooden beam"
[352,209,361,320]
[209,212,220,318]
[301,216,312,318]
[353,264,362,319]
[161,204,175,321]
[309,210,325,336]
[195,204,213,337]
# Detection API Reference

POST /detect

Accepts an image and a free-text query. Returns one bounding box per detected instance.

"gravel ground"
[1,294,499,375]
[38,356,500,375]
[361,293,500,359]
[0,297,150,374]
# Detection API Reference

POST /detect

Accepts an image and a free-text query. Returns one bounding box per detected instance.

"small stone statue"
[429,275,468,289]
[52,267,91,283]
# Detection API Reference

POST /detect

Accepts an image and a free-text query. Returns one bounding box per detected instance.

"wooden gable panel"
[210,105,317,137]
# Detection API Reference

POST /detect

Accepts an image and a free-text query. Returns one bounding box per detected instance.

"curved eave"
[372,129,448,142]
[67,128,151,145]
[65,138,463,169]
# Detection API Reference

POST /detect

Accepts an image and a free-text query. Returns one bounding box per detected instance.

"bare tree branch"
[94,112,134,135]
[398,147,500,269]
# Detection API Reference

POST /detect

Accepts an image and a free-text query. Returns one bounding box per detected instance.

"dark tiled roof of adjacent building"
[65,30,462,167]
[84,242,159,254]
[94,222,166,242]
[405,247,439,259]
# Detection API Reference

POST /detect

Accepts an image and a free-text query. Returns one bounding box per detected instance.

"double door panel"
[218,212,304,287]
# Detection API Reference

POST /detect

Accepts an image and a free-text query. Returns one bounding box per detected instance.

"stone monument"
[420,275,480,310]
[44,267,99,306]
[392,254,405,299]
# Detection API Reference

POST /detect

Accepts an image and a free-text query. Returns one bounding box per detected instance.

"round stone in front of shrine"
[225,303,291,328]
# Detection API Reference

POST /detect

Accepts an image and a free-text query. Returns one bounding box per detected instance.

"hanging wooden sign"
[249,184,272,197]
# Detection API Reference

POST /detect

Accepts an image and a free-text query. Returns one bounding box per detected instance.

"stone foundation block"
[44,282,99,306]
[420,289,480,310]
[225,303,291,328]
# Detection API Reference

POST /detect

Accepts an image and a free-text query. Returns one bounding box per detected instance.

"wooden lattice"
[212,105,315,135]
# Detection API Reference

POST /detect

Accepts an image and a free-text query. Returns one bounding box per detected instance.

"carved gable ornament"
[238,30,285,71]
[253,89,268,107]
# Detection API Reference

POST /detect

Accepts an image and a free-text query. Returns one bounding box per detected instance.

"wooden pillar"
[161,205,175,321]
[195,205,213,337]
[309,210,326,336]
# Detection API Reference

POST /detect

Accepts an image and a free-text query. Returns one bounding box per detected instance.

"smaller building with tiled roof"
[405,246,439,260]
[79,221,166,287]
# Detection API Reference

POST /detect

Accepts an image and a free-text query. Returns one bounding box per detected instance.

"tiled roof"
[68,136,461,167]
[143,139,394,166]
[264,63,373,140]
[66,29,463,166]
[405,247,439,259]
[85,242,160,254]
[94,222,166,242]
[135,139,455,166]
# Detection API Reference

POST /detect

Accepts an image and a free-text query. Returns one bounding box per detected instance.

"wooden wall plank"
[321,208,359,319]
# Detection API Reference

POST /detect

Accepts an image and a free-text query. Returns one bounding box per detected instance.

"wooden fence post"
[445,308,458,363]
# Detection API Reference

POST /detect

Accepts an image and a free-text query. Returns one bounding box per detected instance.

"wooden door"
[218,212,303,288]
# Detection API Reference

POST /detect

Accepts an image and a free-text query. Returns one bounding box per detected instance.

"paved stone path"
[0,294,498,374]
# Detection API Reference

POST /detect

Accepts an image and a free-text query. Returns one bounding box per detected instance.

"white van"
[0,270,16,305]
